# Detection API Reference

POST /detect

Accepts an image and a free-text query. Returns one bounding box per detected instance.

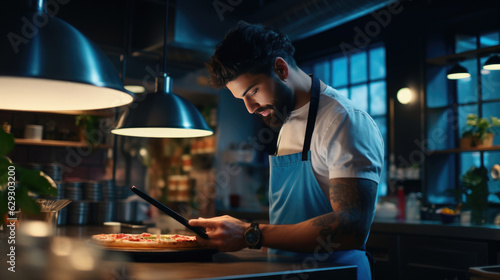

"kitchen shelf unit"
[1,108,117,182]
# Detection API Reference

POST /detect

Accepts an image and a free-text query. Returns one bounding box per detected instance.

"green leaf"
[467,114,477,120]
[0,128,14,156]
[16,186,40,215]
[16,167,57,196]
[465,120,477,126]
[460,165,489,209]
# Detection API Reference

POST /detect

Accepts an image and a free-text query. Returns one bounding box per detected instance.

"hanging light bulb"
[483,54,500,70]
[447,63,470,80]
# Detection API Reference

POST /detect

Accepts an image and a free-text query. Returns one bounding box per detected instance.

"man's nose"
[244,98,259,114]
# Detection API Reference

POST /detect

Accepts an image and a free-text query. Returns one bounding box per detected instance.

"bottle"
[397,186,405,220]
[405,192,421,221]
[389,154,397,179]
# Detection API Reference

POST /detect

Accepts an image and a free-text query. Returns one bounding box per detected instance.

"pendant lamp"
[446,63,470,80]
[111,0,212,138]
[483,55,500,70]
[0,0,134,111]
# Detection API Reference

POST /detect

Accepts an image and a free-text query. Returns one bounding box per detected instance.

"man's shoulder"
[317,86,377,130]
[318,86,357,118]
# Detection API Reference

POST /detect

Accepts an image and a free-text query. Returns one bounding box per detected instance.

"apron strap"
[361,243,376,280]
[302,75,321,161]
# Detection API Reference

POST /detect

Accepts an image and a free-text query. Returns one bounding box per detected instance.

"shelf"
[428,145,500,154]
[426,45,500,65]
[14,138,111,148]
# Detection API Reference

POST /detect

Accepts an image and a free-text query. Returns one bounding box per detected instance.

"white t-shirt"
[276,86,384,197]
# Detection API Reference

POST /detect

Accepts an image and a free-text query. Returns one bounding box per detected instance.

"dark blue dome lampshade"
[483,54,500,70]
[446,63,470,80]
[111,0,212,138]
[0,0,134,111]
[112,75,213,138]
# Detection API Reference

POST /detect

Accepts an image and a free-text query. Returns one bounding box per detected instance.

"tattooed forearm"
[311,178,377,248]
[312,212,339,238]
[312,212,336,227]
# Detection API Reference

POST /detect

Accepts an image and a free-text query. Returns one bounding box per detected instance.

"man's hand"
[189,215,250,252]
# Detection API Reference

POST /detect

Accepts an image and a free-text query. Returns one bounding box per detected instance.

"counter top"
[120,249,356,280]
[50,225,357,280]
[372,218,500,240]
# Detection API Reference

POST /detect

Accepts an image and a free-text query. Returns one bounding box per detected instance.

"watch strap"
[248,223,262,249]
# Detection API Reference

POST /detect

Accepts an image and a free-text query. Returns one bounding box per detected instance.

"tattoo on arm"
[312,212,338,238]
[311,178,377,248]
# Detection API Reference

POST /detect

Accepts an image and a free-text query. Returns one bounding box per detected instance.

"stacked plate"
[116,185,134,200]
[116,200,137,223]
[43,164,63,181]
[83,181,103,201]
[101,180,116,201]
[68,201,89,225]
[65,181,83,201]
[57,207,67,225]
[96,201,116,224]
[87,202,99,224]
[55,182,65,200]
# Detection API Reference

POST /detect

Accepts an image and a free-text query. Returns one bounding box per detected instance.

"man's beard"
[254,78,294,128]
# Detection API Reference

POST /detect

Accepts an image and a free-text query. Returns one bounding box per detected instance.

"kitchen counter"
[118,249,356,280]
[367,219,500,279]
[50,225,357,280]
[371,218,500,240]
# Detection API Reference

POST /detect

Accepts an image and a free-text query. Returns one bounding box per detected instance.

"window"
[301,45,388,196]
[426,31,500,204]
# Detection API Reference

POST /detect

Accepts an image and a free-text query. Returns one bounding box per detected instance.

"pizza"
[90,233,203,249]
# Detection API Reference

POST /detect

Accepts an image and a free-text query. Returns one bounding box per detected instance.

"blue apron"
[268,75,373,280]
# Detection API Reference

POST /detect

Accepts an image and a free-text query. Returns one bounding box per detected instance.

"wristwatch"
[244,223,262,249]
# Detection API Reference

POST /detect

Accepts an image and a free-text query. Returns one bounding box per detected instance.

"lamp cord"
[163,0,170,91]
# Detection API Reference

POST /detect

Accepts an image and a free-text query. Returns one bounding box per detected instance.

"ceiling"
[5,0,397,99]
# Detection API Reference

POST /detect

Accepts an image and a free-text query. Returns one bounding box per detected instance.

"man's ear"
[273,57,289,81]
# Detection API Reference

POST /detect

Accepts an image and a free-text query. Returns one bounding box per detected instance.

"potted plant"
[0,128,57,223]
[75,113,100,148]
[459,165,489,225]
[460,114,500,149]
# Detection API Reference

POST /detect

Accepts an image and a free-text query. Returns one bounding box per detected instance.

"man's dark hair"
[207,21,297,89]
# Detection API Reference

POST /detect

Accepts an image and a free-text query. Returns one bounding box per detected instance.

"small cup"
[103,222,121,233]
[24,124,43,140]
[460,210,471,224]
[19,211,58,234]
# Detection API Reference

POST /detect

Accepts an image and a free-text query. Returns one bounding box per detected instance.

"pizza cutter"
[130,186,209,239]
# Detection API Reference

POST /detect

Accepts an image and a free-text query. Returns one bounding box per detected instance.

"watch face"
[245,229,260,245]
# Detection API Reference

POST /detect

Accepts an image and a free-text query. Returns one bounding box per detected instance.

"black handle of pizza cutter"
[131,186,209,239]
